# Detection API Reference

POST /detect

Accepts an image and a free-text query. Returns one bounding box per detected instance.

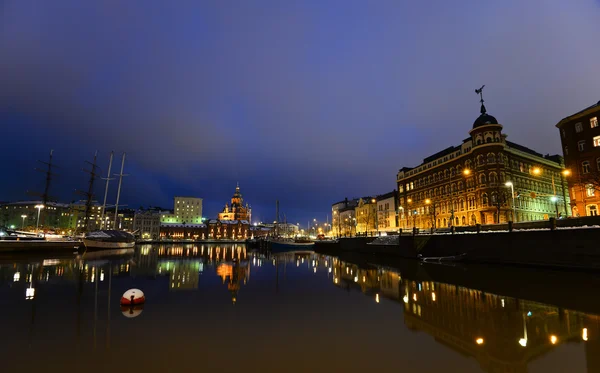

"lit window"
[579,141,586,152]
[576,122,583,133]
[591,117,598,128]
[583,161,591,174]
[586,184,595,197]
[594,136,600,147]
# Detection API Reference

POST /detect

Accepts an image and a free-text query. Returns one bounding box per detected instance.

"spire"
[475,85,486,114]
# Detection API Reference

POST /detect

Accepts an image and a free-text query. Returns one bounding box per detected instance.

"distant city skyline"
[1,1,600,223]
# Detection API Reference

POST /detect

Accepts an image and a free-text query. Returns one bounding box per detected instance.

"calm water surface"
[0,243,598,373]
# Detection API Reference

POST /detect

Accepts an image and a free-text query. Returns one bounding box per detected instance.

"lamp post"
[34,205,44,233]
[550,196,559,218]
[425,198,437,230]
[21,215,27,230]
[505,182,516,222]
[561,169,571,217]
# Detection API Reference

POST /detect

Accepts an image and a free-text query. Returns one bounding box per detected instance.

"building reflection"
[327,256,600,373]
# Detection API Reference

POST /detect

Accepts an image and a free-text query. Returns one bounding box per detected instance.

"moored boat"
[83,230,135,250]
[269,237,315,253]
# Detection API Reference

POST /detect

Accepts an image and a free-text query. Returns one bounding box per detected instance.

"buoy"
[121,304,144,318]
[121,288,145,306]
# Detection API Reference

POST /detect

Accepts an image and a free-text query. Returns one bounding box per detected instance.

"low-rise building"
[206,219,249,240]
[377,191,398,233]
[0,201,75,231]
[331,198,359,237]
[160,223,207,240]
[355,197,377,235]
[338,206,357,237]
[556,100,600,216]
[133,209,167,240]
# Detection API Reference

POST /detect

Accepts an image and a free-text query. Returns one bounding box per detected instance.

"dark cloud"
[1,0,599,222]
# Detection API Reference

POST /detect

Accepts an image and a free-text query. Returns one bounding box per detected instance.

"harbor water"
[0,243,597,372]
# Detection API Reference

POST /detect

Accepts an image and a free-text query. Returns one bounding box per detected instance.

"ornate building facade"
[397,96,567,229]
[218,184,251,222]
[556,100,600,217]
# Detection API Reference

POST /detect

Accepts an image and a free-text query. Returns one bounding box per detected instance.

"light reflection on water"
[0,243,597,372]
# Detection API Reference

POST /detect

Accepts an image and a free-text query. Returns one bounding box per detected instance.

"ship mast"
[113,153,127,230]
[32,150,57,228]
[78,151,99,233]
[99,151,114,229]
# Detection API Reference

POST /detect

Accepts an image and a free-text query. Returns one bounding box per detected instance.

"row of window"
[580,158,600,174]
[571,117,599,134]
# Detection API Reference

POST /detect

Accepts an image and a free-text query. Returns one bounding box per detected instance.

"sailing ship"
[267,200,314,252]
[83,152,136,250]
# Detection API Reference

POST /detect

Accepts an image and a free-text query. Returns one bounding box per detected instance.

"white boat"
[83,230,135,250]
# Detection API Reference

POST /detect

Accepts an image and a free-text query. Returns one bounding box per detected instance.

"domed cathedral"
[396,86,568,229]
[218,183,252,222]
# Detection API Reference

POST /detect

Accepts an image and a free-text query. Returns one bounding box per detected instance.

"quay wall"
[316,227,600,270]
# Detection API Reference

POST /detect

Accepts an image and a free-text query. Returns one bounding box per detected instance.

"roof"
[472,113,499,129]
[376,191,397,201]
[2,201,71,208]
[160,223,206,228]
[423,146,460,164]
[556,100,600,127]
[506,140,543,158]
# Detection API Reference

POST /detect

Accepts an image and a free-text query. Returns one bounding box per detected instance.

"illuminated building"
[331,198,358,237]
[0,200,76,231]
[161,196,203,224]
[134,209,168,240]
[355,197,377,235]
[218,183,251,222]
[397,94,567,229]
[376,191,398,233]
[556,100,600,216]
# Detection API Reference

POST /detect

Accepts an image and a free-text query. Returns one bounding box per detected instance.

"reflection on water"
[0,244,598,372]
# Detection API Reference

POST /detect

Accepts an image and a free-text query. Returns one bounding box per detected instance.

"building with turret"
[397,89,568,229]
[218,184,251,222]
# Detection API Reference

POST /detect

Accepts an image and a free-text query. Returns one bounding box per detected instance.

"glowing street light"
[34,204,44,233]
[463,169,471,176]
[532,167,541,175]
[425,199,431,205]
[21,215,27,230]
[550,335,558,344]
[562,169,571,177]
[476,338,484,345]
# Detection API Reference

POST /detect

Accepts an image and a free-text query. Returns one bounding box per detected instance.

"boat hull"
[270,241,315,253]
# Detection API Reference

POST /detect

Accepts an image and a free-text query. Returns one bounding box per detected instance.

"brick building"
[556,100,600,216]
[397,98,567,229]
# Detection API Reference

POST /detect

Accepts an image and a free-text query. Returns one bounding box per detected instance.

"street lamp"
[505,182,516,222]
[21,215,27,230]
[550,196,559,217]
[34,204,44,233]
[463,169,471,176]
[532,167,541,176]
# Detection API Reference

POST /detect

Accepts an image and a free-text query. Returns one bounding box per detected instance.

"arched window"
[427,175,432,184]
[434,188,439,197]
[482,193,489,206]
[487,153,496,164]
[444,169,449,178]
[489,172,498,184]
[460,198,465,211]
[465,160,472,169]
[456,165,462,173]
[450,167,456,177]
[486,136,492,143]
[451,183,457,193]
[455,217,459,226]
[445,185,450,194]
[491,193,497,204]
[443,218,447,227]
[434,174,438,182]
[458,181,463,190]
[479,174,487,184]
[437,219,441,228]
[462,216,466,225]
[499,172,505,183]
[477,155,484,166]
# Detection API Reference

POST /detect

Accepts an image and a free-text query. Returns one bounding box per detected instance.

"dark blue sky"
[1,1,600,226]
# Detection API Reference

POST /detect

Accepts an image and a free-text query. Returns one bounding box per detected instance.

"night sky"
[1,1,600,226]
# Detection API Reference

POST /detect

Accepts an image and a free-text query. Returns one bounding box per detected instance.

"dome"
[473,113,498,129]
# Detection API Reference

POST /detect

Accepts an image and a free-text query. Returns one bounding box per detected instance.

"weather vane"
[475,85,486,114]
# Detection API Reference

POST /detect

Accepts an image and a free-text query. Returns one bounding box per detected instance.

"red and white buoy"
[120,289,145,306]
[121,304,144,318]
